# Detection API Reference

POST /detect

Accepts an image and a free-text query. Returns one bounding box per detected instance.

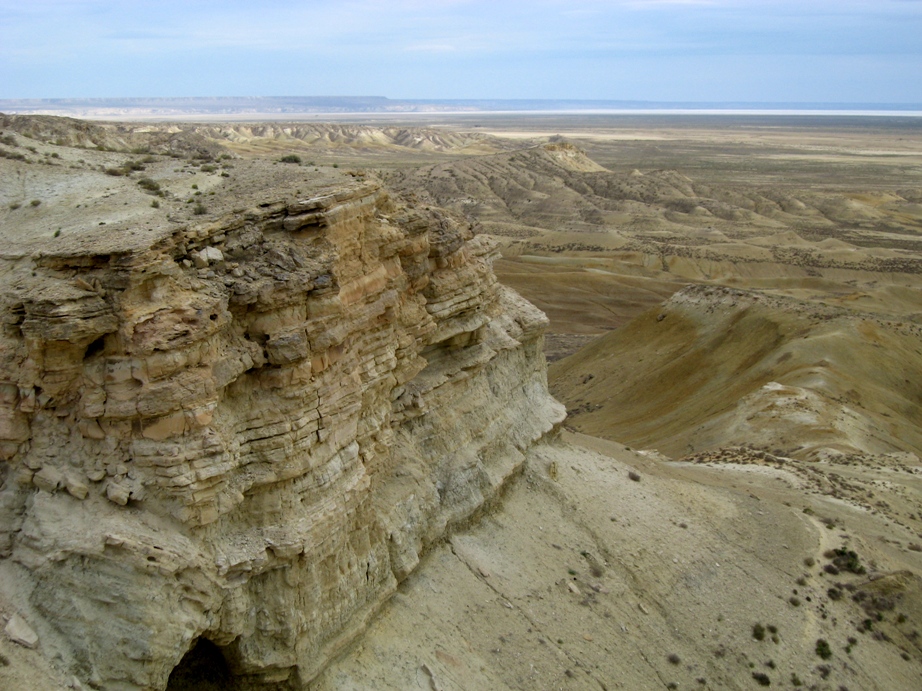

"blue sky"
[1,0,920,102]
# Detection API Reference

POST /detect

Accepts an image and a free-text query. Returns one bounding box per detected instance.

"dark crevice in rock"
[166,638,237,691]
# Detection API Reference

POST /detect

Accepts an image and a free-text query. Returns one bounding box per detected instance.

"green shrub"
[815,638,832,659]
[279,154,302,164]
[30,199,41,207]
[193,202,207,215]
[830,548,865,575]
[137,177,161,193]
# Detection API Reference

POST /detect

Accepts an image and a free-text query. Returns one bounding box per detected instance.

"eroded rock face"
[0,181,564,689]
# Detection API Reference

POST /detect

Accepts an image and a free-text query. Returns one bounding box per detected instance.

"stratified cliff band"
[0,180,564,689]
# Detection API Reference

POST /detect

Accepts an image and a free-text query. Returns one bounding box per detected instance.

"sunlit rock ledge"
[0,179,565,689]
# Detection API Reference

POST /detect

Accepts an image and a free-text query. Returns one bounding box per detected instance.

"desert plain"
[1,110,921,690]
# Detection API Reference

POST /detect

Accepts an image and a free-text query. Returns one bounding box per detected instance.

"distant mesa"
[2,96,921,119]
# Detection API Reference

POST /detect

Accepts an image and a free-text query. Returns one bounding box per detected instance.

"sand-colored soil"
[312,433,922,690]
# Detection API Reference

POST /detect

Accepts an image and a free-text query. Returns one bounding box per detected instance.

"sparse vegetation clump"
[193,202,207,215]
[845,636,857,654]
[752,623,766,641]
[137,177,162,194]
[751,671,771,686]
[279,154,302,164]
[105,159,147,177]
[827,548,865,575]
[815,638,832,659]
[30,199,41,207]
[766,624,779,643]
[0,149,27,161]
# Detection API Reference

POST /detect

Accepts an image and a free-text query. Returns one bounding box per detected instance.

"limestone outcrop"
[0,180,564,689]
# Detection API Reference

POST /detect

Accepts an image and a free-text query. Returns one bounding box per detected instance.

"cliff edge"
[0,174,564,689]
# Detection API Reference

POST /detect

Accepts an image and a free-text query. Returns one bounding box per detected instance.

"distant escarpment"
[552,283,922,460]
[0,180,564,689]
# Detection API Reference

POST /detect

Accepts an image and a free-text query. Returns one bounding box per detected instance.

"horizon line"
[2,96,922,109]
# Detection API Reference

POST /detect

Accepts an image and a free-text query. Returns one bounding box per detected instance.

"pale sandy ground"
[312,431,922,691]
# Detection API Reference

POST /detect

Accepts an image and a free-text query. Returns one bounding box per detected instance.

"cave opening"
[83,334,106,359]
[165,638,238,691]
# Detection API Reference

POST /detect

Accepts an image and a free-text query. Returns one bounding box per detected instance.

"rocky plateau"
[0,119,563,689]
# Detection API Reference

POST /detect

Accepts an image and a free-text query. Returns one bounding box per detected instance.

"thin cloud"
[0,0,919,99]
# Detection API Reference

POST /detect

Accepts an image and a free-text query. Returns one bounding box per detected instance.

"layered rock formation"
[0,180,564,689]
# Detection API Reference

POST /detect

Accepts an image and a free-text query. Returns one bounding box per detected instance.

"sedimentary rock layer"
[0,180,564,689]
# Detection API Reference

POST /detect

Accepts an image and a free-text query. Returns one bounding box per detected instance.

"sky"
[1,0,921,103]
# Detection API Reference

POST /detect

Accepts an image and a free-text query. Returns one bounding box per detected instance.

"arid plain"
[1,112,921,690]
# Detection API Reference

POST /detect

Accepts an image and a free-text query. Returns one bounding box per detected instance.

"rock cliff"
[0,179,564,689]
